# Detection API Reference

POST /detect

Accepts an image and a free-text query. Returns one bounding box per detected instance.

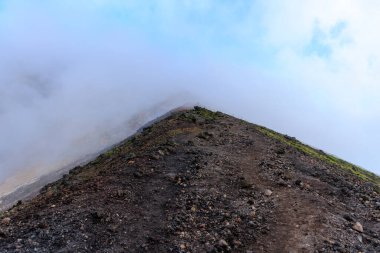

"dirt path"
[231,133,322,252]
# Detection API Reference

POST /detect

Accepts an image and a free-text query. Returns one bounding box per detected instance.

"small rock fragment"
[240,178,253,189]
[233,239,242,246]
[1,217,11,225]
[295,179,303,187]
[276,148,285,155]
[133,171,143,178]
[277,179,287,186]
[264,189,273,196]
[0,229,6,238]
[218,239,229,247]
[343,214,353,222]
[151,154,160,160]
[353,222,363,233]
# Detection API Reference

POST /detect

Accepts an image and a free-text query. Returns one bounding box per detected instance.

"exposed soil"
[0,107,379,252]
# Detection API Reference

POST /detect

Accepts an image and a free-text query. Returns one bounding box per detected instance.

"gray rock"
[353,222,363,233]
[218,239,229,247]
[264,189,273,196]
[1,217,11,225]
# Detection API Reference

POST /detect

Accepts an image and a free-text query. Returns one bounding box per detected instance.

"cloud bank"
[1,0,379,195]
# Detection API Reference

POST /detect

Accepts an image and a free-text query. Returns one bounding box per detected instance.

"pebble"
[218,239,229,247]
[233,239,242,246]
[277,179,287,186]
[0,229,6,238]
[353,222,363,233]
[1,217,11,225]
[264,189,273,196]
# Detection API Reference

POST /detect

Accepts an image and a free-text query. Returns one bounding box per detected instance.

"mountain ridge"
[0,107,379,252]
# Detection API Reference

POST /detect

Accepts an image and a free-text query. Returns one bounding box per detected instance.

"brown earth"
[0,107,379,252]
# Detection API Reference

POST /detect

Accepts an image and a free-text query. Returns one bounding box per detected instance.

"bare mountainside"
[0,107,379,252]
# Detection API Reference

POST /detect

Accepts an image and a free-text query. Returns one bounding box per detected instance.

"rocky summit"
[0,107,379,252]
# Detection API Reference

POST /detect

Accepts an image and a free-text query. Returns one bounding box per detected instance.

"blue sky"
[0,0,379,194]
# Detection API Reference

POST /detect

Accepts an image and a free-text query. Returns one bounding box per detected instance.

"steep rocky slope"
[0,107,379,252]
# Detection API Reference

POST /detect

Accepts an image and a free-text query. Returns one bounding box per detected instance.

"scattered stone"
[116,190,126,197]
[324,238,335,245]
[264,189,273,196]
[218,239,229,247]
[233,239,242,246]
[205,242,215,252]
[276,148,285,155]
[284,135,296,141]
[166,173,177,182]
[353,222,363,233]
[133,171,143,178]
[277,179,287,187]
[1,217,11,225]
[37,222,48,229]
[158,150,165,156]
[197,131,214,140]
[240,178,253,189]
[90,211,105,223]
[295,179,303,187]
[0,229,6,238]
[151,154,160,160]
[343,214,353,222]
[302,183,311,190]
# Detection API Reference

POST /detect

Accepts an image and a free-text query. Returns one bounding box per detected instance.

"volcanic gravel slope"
[0,107,379,253]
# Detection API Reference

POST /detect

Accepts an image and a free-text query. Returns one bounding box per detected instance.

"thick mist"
[0,41,193,195]
[0,2,197,195]
[1,1,380,196]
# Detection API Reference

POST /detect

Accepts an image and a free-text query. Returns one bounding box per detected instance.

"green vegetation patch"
[257,126,380,186]
[193,106,221,121]
[94,138,135,161]
[178,106,221,123]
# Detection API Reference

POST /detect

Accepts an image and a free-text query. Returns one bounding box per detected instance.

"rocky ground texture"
[0,107,379,252]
